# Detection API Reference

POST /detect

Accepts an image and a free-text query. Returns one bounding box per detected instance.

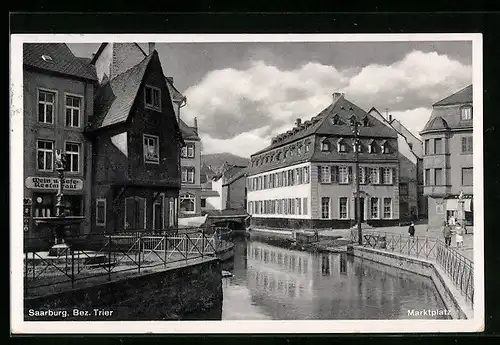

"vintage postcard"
[10,33,484,334]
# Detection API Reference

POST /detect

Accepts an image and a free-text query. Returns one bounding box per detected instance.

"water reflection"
[222,239,451,320]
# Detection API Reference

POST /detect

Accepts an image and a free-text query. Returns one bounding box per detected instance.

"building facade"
[420,85,473,228]
[205,164,247,212]
[179,119,203,217]
[368,108,425,221]
[23,43,97,236]
[88,46,184,233]
[247,93,400,230]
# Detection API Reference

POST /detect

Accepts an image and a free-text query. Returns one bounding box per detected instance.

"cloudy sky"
[69,41,472,158]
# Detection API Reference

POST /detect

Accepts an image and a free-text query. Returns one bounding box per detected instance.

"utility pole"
[350,117,362,245]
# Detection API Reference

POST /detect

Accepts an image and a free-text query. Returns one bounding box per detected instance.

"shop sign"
[25,177,84,191]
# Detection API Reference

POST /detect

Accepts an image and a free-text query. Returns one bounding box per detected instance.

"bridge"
[202,208,250,234]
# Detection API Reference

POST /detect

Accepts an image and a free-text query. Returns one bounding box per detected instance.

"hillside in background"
[201,152,250,172]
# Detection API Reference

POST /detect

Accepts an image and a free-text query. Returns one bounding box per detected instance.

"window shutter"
[392,168,396,185]
[379,167,384,184]
[317,165,322,183]
[364,167,368,184]
[348,166,353,184]
[331,166,336,184]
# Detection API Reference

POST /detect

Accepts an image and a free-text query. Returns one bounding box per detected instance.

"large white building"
[246,93,400,230]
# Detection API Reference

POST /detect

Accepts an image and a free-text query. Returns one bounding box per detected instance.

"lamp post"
[54,149,67,245]
[350,117,362,245]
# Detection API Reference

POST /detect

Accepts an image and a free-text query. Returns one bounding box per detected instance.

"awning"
[446,198,472,211]
[446,199,458,211]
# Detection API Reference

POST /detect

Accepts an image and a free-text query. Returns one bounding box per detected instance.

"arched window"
[320,138,330,152]
[337,138,347,153]
[368,139,377,154]
[180,193,196,214]
[362,115,370,127]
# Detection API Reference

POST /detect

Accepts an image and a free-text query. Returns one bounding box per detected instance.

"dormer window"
[41,55,53,62]
[461,106,472,121]
[362,116,370,127]
[353,141,362,153]
[332,114,341,125]
[298,145,303,154]
[337,138,347,153]
[382,140,391,154]
[145,85,161,111]
[368,140,377,154]
[305,141,310,153]
[277,152,282,161]
[320,138,330,152]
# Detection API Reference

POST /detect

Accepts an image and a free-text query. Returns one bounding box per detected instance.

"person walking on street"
[408,222,416,242]
[443,221,452,247]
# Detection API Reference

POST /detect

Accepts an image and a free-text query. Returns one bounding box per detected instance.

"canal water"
[220,237,450,320]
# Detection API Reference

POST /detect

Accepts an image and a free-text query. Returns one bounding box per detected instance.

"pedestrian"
[442,221,452,247]
[408,222,415,242]
[455,222,465,248]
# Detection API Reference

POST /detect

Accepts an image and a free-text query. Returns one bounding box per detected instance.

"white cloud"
[181,50,471,157]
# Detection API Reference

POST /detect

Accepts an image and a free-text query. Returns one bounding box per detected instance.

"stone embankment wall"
[24,258,223,321]
[348,245,472,320]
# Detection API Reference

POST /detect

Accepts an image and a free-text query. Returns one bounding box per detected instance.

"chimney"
[166,76,174,84]
[332,92,345,103]
[295,118,302,127]
[389,114,393,122]
[148,42,156,55]
[193,117,198,133]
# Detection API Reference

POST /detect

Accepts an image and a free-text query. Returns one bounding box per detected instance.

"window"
[321,139,330,151]
[382,167,392,184]
[64,142,81,173]
[369,141,377,154]
[182,167,195,183]
[370,198,379,219]
[339,166,349,184]
[461,137,473,153]
[37,140,54,171]
[461,106,472,121]
[181,142,195,158]
[321,166,331,183]
[359,166,366,184]
[382,142,390,154]
[305,142,310,152]
[369,167,379,184]
[434,168,443,185]
[38,90,55,124]
[296,198,301,215]
[338,140,347,153]
[96,199,106,226]
[425,169,431,186]
[180,193,195,213]
[383,198,392,219]
[462,167,473,186]
[201,198,207,208]
[424,139,430,155]
[321,197,330,219]
[303,198,308,215]
[303,167,310,183]
[65,95,81,128]
[143,134,159,163]
[434,138,443,154]
[400,183,409,196]
[339,197,348,219]
[145,85,161,111]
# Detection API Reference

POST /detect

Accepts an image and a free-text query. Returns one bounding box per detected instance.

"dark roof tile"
[433,85,472,106]
[24,43,97,81]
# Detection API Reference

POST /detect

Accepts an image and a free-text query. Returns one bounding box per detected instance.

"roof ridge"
[433,84,472,106]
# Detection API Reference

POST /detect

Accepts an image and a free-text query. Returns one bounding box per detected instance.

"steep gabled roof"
[433,85,472,106]
[224,167,248,186]
[90,43,147,65]
[179,119,200,140]
[23,43,97,81]
[90,53,154,130]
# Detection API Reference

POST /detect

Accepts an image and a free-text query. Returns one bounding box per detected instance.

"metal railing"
[24,228,220,292]
[349,229,474,305]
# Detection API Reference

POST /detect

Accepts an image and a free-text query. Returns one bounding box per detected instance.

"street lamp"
[350,116,362,245]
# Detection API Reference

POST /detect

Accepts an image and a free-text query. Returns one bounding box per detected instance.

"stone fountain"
[33,150,85,256]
